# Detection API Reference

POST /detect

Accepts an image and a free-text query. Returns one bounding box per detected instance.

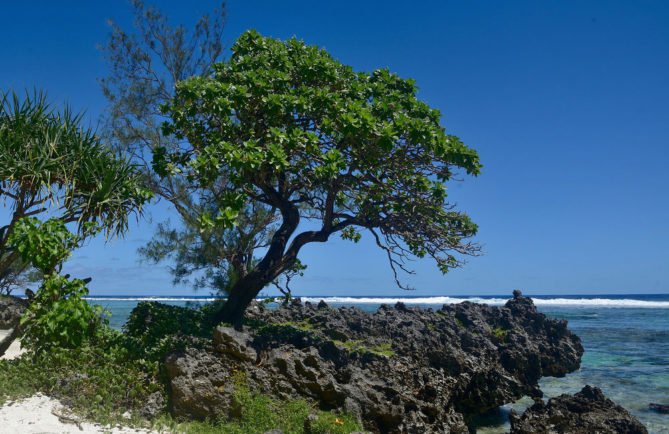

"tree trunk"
[213,275,267,326]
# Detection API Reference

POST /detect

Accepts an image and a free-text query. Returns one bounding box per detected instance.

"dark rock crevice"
[0,295,28,357]
[161,292,587,433]
[509,385,648,434]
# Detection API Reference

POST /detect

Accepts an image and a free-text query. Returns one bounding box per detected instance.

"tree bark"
[214,275,267,326]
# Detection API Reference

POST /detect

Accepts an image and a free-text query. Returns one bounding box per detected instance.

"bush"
[0,335,161,426]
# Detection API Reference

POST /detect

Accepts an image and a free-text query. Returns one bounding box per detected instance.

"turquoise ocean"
[86,294,669,433]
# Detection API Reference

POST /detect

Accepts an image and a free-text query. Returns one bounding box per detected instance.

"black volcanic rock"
[649,403,669,414]
[159,293,585,433]
[0,295,28,357]
[0,295,28,329]
[509,385,647,434]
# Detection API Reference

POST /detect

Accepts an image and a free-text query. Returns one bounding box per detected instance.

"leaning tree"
[99,1,294,296]
[0,89,152,293]
[155,30,483,324]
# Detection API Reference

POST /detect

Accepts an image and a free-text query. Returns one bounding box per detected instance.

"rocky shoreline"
[1,292,650,433]
[156,291,644,432]
[0,295,28,358]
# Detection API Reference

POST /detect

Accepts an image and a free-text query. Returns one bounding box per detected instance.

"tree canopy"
[0,89,152,292]
[155,30,482,323]
[100,1,291,296]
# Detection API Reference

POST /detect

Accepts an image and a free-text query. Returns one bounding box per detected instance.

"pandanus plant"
[0,89,153,294]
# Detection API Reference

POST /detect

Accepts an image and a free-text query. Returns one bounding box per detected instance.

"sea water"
[86,294,669,433]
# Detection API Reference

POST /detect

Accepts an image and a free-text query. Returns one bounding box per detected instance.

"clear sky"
[1,1,668,296]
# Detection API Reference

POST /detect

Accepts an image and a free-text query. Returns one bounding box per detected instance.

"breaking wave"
[84,296,669,308]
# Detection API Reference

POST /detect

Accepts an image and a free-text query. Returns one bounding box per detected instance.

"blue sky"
[1,1,668,296]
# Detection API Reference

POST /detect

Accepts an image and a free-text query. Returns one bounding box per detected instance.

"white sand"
[0,331,26,360]
[1,333,163,433]
[0,394,162,433]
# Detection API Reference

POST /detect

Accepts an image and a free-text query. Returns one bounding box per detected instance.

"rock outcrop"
[0,295,28,329]
[160,292,584,433]
[649,403,669,414]
[509,385,647,434]
[0,295,28,357]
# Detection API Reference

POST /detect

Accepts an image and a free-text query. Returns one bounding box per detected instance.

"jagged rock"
[303,413,319,433]
[509,385,647,434]
[0,296,28,357]
[0,295,28,329]
[139,391,166,420]
[649,403,669,413]
[160,293,584,433]
[214,326,257,361]
[165,348,243,420]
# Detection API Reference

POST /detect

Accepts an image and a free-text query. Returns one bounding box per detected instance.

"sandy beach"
[0,333,159,434]
[0,331,25,360]
[0,394,160,434]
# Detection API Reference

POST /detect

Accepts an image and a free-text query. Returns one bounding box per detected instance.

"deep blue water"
[86,294,669,433]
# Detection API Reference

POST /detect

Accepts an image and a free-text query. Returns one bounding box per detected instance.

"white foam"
[299,296,669,308]
[530,298,669,308]
[82,296,669,308]
[85,297,217,302]
[299,296,509,305]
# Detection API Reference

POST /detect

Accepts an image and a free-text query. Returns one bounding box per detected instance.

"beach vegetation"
[7,218,110,352]
[0,254,41,296]
[491,326,509,341]
[0,336,162,426]
[155,30,482,324]
[150,379,361,433]
[0,300,362,433]
[100,1,302,299]
[0,88,151,295]
[272,318,317,332]
[332,339,395,357]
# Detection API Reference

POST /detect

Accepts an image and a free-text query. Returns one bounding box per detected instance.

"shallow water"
[87,294,669,433]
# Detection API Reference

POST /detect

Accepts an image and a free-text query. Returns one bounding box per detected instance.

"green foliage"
[19,274,106,350]
[150,376,361,434]
[0,300,362,433]
[0,337,162,426]
[273,319,317,332]
[100,2,290,298]
[122,301,216,362]
[0,89,152,239]
[340,227,362,243]
[6,217,107,352]
[8,218,80,273]
[137,199,278,296]
[332,339,395,357]
[491,327,509,341]
[0,88,151,295]
[156,29,482,317]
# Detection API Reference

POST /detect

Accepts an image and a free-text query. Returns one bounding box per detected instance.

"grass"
[259,318,395,358]
[0,339,160,427]
[274,319,317,332]
[0,345,363,433]
[0,302,364,434]
[491,327,509,341]
[332,339,395,357]
[150,379,361,434]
